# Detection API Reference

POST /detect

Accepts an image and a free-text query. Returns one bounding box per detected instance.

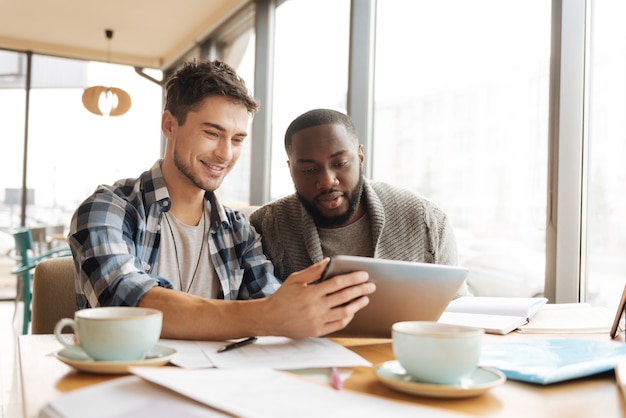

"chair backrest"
[30,226,48,255]
[13,227,34,265]
[31,257,77,334]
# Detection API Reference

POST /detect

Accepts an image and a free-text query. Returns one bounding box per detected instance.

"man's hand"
[263,258,376,338]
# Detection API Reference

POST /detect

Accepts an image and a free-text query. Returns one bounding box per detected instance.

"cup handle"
[54,318,77,349]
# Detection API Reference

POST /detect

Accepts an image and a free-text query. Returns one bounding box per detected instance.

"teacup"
[392,321,484,385]
[54,307,163,361]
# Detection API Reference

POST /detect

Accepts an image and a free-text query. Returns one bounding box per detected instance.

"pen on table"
[217,336,258,353]
[330,367,343,390]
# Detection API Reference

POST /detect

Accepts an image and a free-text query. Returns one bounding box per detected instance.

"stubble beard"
[173,149,226,193]
[297,175,365,229]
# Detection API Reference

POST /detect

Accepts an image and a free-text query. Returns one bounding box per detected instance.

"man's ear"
[161,110,176,137]
[358,143,365,164]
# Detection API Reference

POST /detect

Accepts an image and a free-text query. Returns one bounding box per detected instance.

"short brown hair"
[164,59,259,125]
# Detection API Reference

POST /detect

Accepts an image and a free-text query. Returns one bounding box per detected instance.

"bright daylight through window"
[0,53,162,244]
[373,1,551,299]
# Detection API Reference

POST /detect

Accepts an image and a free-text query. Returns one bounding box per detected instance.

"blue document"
[479,338,626,384]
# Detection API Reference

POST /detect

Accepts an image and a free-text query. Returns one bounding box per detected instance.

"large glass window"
[373,1,552,297]
[0,52,162,241]
[270,0,351,200]
[0,50,26,257]
[215,26,257,207]
[586,0,626,309]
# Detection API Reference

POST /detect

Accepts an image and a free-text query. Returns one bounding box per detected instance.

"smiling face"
[288,123,365,228]
[162,95,250,194]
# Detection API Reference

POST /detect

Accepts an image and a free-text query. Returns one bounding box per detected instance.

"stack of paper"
[164,336,372,370]
[39,368,469,418]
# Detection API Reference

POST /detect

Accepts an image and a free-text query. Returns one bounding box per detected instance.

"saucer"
[55,344,177,375]
[374,361,505,399]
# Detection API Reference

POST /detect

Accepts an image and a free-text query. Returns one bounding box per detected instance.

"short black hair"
[284,109,358,155]
[164,59,259,125]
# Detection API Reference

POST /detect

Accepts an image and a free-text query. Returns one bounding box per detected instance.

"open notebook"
[438,296,548,334]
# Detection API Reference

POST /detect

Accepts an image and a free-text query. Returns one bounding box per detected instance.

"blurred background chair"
[29,226,48,255]
[31,257,76,334]
[30,224,67,254]
[12,227,71,334]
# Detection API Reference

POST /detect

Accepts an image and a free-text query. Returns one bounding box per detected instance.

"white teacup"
[54,307,163,361]
[392,321,484,385]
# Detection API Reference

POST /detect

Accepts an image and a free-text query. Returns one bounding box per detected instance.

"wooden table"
[18,333,626,418]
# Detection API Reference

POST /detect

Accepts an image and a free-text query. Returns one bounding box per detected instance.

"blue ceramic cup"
[54,307,162,361]
[392,321,484,385]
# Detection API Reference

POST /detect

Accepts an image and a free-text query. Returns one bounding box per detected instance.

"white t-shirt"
[157,208,219,298]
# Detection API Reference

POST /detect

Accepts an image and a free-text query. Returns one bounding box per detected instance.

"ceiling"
[0,0,248,70]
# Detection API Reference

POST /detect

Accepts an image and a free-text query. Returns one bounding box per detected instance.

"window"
[0,50,26,236]
[0,53,162,235]
[214,26,257,207]
[270,0,351,200]
[373,1,552,297]
[586,0,626,309]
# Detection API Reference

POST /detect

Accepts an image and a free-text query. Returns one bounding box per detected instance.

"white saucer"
[375,361,505,399]
[55,344,177,375]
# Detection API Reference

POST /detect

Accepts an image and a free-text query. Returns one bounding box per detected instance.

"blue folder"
[479,338,626,384]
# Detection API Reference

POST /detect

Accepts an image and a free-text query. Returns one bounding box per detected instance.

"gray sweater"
[250,179,468,295]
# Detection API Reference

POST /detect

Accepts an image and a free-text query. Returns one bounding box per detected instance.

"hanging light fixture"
[82,29,131,116]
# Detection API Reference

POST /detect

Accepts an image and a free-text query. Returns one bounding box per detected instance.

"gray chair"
[31,257,77,334]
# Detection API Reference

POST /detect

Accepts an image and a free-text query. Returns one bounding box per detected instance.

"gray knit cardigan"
[250,178,468,295]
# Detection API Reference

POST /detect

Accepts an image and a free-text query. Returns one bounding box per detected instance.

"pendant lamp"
[82,29,131,116]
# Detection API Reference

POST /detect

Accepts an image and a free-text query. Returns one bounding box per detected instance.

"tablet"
[321,255,469,337]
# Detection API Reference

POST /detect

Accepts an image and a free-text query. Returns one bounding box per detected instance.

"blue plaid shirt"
[69,160,280,309]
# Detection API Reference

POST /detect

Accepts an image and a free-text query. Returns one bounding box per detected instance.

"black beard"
[297,176,365,228]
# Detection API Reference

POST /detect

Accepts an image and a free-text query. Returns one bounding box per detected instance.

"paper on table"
[132,367,469,418]
[615,360,626,403]
[159,338,214,369]
[38,375,229,418]
[163,337,371,370]
[205,336,372,369]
